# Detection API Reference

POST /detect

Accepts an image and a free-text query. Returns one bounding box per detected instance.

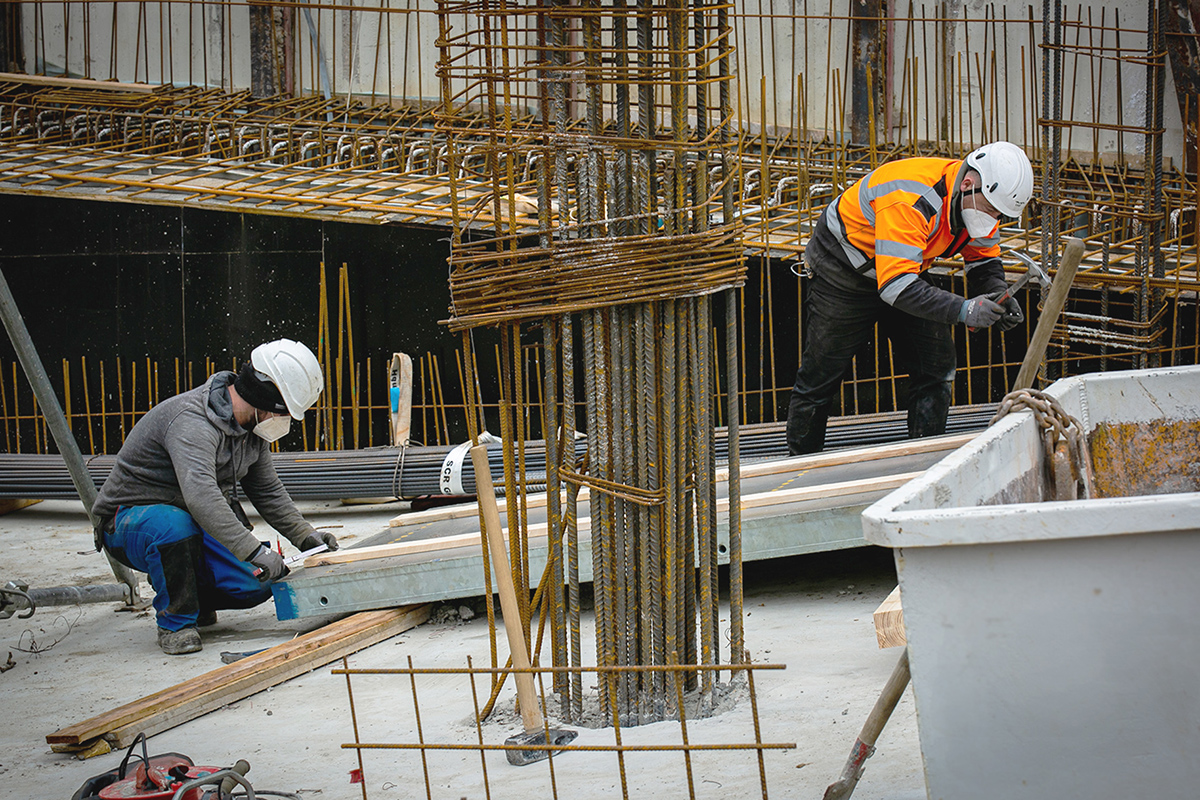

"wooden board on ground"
[874,586,906,648]
[0,498,41,515]
[46,604,431,755]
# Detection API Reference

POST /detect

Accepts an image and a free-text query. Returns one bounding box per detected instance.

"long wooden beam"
[46,604,431,755]
[313,472,922,569]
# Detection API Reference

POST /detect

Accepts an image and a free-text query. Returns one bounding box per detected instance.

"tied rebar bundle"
[437,0,747,730]
[445,225,748,330]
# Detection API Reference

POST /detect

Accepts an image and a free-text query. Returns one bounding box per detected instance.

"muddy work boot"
[157,626,202,655]
[196,609,218,628]
[785,395,829,456]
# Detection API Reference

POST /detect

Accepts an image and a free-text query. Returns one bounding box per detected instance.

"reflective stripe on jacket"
[814,158,1001,304]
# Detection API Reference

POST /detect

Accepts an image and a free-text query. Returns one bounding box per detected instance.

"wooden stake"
[389,352,413,447]
[471,444,543,733]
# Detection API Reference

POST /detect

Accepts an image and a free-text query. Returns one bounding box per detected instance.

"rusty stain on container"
[1088,419,1200,498]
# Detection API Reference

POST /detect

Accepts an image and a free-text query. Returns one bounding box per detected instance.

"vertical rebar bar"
[563,313,582,721]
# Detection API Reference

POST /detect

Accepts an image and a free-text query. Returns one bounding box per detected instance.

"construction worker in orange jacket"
[787,141,1034,455]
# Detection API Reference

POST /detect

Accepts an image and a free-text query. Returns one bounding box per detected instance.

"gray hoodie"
[93,371,317,561]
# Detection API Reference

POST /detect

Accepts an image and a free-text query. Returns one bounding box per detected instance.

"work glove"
[990,292,1025,332]
[960,295,1004,329]
[248,544,289,583]
[300,530,340,552]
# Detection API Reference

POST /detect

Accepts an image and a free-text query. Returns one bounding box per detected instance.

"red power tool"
[72,734,251,800]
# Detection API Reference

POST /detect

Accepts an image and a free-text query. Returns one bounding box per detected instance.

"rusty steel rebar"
[336,658,792,800]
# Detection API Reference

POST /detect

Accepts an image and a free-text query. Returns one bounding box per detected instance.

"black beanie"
[234,362,287,414]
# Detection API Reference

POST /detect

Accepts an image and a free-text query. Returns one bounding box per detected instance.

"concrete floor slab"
[0,499,924,799]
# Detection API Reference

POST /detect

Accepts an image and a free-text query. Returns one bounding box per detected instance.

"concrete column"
[250,4,295,98]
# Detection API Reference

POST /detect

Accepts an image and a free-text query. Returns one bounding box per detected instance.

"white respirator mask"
[961,188,998,239]
[253,409,291,443]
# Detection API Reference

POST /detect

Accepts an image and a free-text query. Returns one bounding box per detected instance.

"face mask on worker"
[960,187,997,239]
[252,408,291,443]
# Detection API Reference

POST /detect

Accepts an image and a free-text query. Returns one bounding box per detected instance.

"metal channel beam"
[272,500,878,620]
[272,446,953,619]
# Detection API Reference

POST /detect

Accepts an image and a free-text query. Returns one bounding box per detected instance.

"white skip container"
[862,365,1200,800]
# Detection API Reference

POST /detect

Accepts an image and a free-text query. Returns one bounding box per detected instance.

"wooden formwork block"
[873,585,906,649]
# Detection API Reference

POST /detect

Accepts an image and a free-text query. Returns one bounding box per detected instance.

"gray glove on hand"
[960,295,1004,328]
[300,530,340,552]
[248,544,289,582]
[991,293,1025,331]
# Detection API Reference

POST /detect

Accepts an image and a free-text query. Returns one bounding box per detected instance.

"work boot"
[785,394,829,456]
[906,383,953,439]
[157,626,202,655]
[197,609,218,628]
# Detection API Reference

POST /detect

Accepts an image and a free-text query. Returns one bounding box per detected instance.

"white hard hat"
[250,339,323,419]
[964,141,1034,219]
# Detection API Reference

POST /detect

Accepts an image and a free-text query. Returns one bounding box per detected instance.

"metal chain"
[991,388,1095,500]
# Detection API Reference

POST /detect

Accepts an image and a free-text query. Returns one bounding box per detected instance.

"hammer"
[968,251,1050,331]
[997,251,1051,306]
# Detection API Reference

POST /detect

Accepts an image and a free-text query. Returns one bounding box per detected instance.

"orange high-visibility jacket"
[813,157,1001,307]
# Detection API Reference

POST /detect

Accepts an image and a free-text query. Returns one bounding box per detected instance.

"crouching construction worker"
[786,141,1035,455]
[92,339,339,654]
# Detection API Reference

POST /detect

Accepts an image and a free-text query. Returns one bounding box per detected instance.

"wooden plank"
[348,473,918,569]
[389,352,413,447]
[0,497,41,515]
[718,432,976,482]
[0,71,156,93]
[46,604,430,751]
[384,433,970,528]
[310,532,487,565]
[722,472,922,512]
[389,489,554,528]
[873,586,906,649]
[307,520,579,567]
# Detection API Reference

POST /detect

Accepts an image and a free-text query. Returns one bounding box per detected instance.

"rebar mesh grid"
[335,656,795,800]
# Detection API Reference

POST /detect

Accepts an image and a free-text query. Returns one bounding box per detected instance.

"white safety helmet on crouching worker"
[964,141,1034,220]
[250,339,323,419]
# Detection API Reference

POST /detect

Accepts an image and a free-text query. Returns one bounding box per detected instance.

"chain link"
[991,388,1095,500]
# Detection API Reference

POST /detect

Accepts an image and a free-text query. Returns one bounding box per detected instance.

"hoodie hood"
[204,371,247,436]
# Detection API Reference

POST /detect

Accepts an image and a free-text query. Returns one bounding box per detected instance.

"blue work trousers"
[787,267,957,454]
[104,504,272,631]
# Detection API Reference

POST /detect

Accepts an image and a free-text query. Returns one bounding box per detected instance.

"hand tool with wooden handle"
[822,649,911,800]
[1013,238,1085,390]
[968,250,1050,331]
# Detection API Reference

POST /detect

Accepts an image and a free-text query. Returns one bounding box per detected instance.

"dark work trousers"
[103,504,272,631]
[786,268,957,455]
